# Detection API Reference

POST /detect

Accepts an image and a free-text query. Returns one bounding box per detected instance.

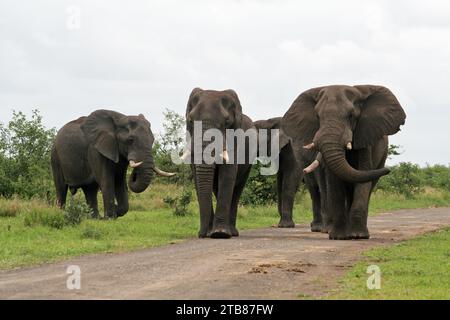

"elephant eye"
[127,137,134,145]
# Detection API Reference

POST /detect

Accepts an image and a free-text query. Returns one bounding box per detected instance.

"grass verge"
[328,228,450,300]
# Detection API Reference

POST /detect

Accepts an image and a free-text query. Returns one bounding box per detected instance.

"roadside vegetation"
[0,109,449,270]
[329,228,450,300]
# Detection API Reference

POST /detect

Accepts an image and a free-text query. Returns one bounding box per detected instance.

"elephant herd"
[51,84,406,241]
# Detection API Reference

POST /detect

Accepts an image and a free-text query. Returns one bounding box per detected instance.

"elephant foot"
[231,226,240,237]
[329,227,351,240]
[210,227,232,239]
[278,219,295,228]
[310,221,323,232]
[91,212,100,219]
[321,224,332,234]
[349,227,370,240]
[198,227,210,238]
[116,209,128,217]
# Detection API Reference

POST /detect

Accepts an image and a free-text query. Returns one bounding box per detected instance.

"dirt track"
[0,207,449,300]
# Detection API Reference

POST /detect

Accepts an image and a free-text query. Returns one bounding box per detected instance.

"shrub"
[377,162,423,198]
[421,164,450,191]
[64,197,92,225]
[24,207,66,229]
[0,198,22,217]
[241,164,278,206]
[0,110,56,199]
[163,188,192,216]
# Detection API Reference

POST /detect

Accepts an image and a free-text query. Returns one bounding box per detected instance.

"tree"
[0,110,56,199]
[153,108,192,185]
[387,144,402,159]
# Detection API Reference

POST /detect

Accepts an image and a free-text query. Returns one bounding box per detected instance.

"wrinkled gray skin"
[52,110,158,218]
[186,88,255,239]
[253,117,302,228]
[282,85,406,240]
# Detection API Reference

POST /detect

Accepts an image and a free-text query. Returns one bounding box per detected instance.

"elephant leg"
[277,168,283,220]
[278,146,299,228]
[317,170,331,233]
[229,194,240,237]
[306,180,322,232]
[55,184,68,209]
[229,166,251,237]
[326,170,349,240]
[98,166,116,219]
[82,183,99,218]
[279,171,299,228]
[193,164,215,238]
[348,146,380,239]
[51,157,68,209]
[115,169,129,217]
[211,165,237,239]
[348,182,372,239]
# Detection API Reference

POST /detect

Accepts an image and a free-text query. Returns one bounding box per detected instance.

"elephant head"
[185,88,243,162]
[281,85,406,183]
[81,110,174,193]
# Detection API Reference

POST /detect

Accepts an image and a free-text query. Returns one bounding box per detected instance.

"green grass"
[0,185,449,270]
[329,228,450,300]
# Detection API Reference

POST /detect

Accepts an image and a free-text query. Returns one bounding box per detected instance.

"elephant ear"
[254,117,289,152]
[223,89,243,129]
[353,85,406,149]
[81,110,123,163]
[186,87,203,133]
[281,87,323,144]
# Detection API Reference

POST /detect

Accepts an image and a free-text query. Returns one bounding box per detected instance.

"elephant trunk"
[128,152,155,193]
[318,127,389,183]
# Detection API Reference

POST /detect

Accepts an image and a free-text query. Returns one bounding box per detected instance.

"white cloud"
[0,0,449,165]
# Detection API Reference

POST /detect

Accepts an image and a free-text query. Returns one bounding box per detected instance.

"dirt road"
[0,207,449,299]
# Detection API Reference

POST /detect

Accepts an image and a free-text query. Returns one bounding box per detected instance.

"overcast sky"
[1,0,449,166]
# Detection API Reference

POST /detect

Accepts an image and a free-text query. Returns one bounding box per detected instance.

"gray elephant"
[253,117,302,228]
[281,85,406,240]
[51,109,174,218]
[183,88,255,239]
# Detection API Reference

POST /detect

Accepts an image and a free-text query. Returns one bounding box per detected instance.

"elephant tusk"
[303,142,315,150]
[153,167,176,177]
[303,152,322,174]
[346,142,352,150]
[220,150,230,163]
[129,160,143,168]
[303,160,320,174]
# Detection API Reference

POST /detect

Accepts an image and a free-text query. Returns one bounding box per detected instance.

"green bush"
[64,197,92,225]
[24,207,66,229]
[241,164,278,206]
[163,188,192,216]
[22,197,91,229]
[0,110,56,199]
[378,162,423,198]
[421,165,450,190]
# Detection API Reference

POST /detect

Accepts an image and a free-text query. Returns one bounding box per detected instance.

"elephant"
[51,109,175,218]
[281,85,406,240]
[253,117,302,228]
[183,88,256,239]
